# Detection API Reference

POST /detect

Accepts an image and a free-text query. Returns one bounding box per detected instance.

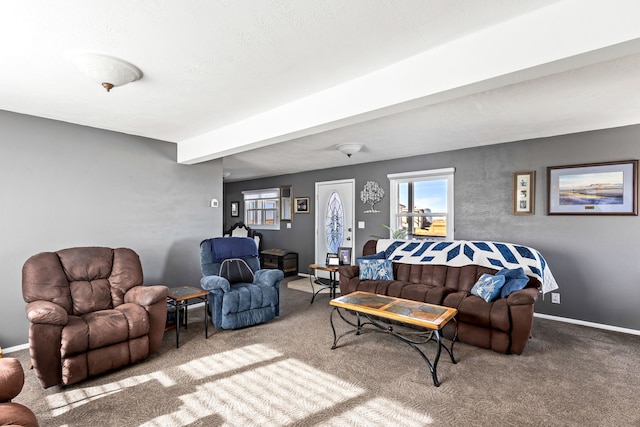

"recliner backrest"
[22,247,144,316]
[200,237,260,277]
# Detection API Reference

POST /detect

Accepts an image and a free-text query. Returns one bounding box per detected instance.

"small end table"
[308,264,340,304]
[167,286,209,348]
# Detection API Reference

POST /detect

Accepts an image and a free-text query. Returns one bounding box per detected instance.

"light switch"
[287,223,291,229]
[358,221,365,229]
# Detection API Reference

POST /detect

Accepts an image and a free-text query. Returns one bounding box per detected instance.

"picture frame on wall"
[513,171,535,215]
[547,160,638,215]
[294,197,310,214]
[230,201,239,217]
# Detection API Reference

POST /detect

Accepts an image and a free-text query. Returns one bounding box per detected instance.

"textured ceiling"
[1,1,640,181]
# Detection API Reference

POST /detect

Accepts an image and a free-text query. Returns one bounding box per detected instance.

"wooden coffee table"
[329,291,458,387]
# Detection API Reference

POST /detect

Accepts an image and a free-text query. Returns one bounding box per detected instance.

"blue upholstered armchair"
[200,237,284,329]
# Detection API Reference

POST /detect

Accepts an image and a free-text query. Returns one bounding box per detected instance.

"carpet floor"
[9,276,640,426]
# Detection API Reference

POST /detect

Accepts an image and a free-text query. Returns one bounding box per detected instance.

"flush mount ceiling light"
[336,143,363,158]
[69,52,143,92]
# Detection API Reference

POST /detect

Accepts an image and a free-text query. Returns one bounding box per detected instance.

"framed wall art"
[513,171,535,215]
[547,160,638,215]
[230,201,239,217]
[294,197,310,214]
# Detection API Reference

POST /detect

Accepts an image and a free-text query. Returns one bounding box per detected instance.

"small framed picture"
[338,247,352,265]
[513,172,535,215]
[294,197,310,214]
[230,201,239,217]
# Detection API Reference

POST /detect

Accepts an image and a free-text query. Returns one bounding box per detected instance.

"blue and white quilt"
[376,239,559,295]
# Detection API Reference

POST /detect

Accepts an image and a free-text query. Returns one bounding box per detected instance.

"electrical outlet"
[551,293,560,304]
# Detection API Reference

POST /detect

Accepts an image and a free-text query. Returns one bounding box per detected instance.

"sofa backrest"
[22,247,144,316]
[362,239,541,292]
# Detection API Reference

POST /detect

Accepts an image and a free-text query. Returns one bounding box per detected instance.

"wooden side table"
[308,264,340,304]
[167,286,209,348]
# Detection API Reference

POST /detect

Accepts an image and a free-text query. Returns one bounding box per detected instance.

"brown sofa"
[22,247,169,388]
[339,240,541,355]
[0,358,39,427]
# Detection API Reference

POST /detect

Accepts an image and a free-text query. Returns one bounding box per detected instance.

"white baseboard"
[2,343,29,355]
[534,313,640,336]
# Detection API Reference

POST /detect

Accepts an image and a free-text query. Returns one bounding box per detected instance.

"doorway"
[315,179,355,278]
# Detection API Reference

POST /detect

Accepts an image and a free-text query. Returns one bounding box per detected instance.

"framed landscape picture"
[547,160,638,215]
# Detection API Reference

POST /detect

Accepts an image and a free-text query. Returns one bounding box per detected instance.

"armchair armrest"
[25,301,68,325]
[124,285,169,306]
[201,275,231,292]
[0,358,24,402]
[254,269,284,287]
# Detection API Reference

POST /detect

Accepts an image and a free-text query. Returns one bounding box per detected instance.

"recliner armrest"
[124,285,169,306]
[201,275,231,292]
[0,358,24,402]
[25,301,68,325]
[254,269,284,287]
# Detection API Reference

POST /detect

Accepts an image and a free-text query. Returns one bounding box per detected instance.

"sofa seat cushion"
[386,282,452,305]
[222,283,278,315]
[458,295,492,327]
[457,295,511,332]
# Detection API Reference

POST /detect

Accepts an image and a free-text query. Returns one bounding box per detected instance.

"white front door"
[315,179,355,276]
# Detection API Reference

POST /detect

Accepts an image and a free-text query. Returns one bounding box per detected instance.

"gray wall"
[225,125,640,331]
[1,111,223,349]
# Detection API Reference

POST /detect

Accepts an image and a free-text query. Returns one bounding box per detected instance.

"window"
[242,188,280,230]
[388,168,454,240]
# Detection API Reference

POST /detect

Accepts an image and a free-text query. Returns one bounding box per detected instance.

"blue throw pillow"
[358,259,393,280]
[496,267,530,298]
[470,273,506,303]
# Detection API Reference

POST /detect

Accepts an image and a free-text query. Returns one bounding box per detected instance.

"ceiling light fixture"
[69,52,143,92]
[336,143,363,158]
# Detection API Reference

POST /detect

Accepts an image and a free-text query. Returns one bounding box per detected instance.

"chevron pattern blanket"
[376,239,559,295]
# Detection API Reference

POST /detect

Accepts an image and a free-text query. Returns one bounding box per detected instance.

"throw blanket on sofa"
[376,239,559,295]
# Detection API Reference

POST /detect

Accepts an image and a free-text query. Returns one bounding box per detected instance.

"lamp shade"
[337,143,363,157]
[69,52,143,92]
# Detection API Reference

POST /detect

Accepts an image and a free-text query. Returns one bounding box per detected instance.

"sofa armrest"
[506,287,540,305]
[339,265,359,281]
[254,269,284,287]
[201,275,231,292]
[125,285,169,306]
[25,301,68,325]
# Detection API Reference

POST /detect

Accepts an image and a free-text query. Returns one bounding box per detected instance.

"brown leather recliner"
[22,247,169,388]
[0,358,39,427]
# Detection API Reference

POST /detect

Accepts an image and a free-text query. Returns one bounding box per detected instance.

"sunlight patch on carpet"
[45,344,283,416]
[139,358,365,427]
[322,396,434,426]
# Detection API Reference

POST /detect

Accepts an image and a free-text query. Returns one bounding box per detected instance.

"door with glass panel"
[314,179,355,278]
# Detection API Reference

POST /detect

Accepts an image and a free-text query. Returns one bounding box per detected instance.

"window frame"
[242,188,280,230]
[387,167,455,240]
